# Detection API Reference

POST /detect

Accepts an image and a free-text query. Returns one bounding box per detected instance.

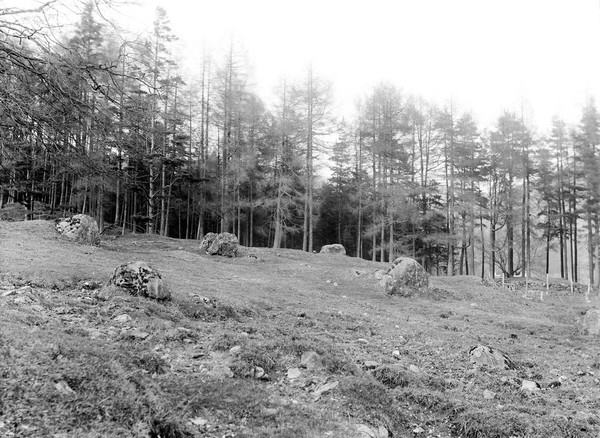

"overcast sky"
[136,0,600,132]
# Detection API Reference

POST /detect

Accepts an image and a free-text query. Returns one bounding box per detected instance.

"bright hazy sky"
[136,0,600,132]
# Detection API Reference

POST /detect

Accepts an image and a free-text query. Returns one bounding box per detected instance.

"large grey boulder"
[581,309,600,335]
[108,261,170,300]
[199,232,218,253]
[379,257,429,296]
[55,214,100,244]
[201,232,239,257]
[320,244,346,255]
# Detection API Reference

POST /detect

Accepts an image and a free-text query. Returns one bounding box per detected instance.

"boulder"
[108,261,170,300]
[468,344,516,370]
[320,244,346,255]
[204,232,239,257]
[379,257,428,296]
[55,214,100,244]
[199,232,218,253]
[581,309,600,335]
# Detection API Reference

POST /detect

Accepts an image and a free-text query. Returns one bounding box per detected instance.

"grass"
[1,220,600,437]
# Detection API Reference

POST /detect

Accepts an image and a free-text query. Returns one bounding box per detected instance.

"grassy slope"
[0,220,599,437]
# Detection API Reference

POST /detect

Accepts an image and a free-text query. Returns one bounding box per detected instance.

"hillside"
[0,220,599,437]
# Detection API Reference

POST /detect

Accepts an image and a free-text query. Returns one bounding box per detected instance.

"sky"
[133,0,600,132]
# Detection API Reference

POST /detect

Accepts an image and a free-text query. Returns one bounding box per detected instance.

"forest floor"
[1,220,600,437]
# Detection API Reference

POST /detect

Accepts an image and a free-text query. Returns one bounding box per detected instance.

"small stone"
[122,329,150,340]
[469,345,516,370]
[333,282,339,287]
[372,270,386,280]
[413,425,425,434]
[287,368,302,380]
[82,281,101,290]
[253,366,265,379]
[326,280,332,284]
[13,295,33,305]
[261,407,279,416]
[1,290,16,297]
[210,364,234,379]
[392,350,401,358]
[113,314,132,323]
[547,381,561,388]
[55,380,75,395]
[313,380,339,400]
[189,417,207,426]
[521,379,541,391]
[483,389,496,399]
[409,364,420,373]
[357,338,369,344]
[229,345,242,355]
[364,361,379,370]
[377,426,389,438]
[300,351,323,370]
[397,336,407,344]
[356,423,389,438]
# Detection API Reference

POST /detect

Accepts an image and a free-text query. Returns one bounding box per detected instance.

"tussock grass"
[339,376,409,436]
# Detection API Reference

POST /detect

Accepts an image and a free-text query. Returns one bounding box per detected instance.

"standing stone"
[320,244,346,255]
[581,309,600,335]
[379,257,428,296]
[468,345,516,370]
[199,232,218,253]
[108,261,170,300]
[55,214,100,244]
[207,233,239,257]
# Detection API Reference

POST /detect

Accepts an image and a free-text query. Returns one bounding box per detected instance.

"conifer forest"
[2,1,600,286]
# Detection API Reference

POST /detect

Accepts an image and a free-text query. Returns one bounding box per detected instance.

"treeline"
[1,2,600,285]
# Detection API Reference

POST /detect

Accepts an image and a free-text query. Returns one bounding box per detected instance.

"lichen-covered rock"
[320,244,346,255]
[468,345,516,370]
[108,261,170,300]
[205,232,239,257]
[581,309,600,335]
[199,232,218,253]
[379,257,428,296]
[55,214,100,244]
